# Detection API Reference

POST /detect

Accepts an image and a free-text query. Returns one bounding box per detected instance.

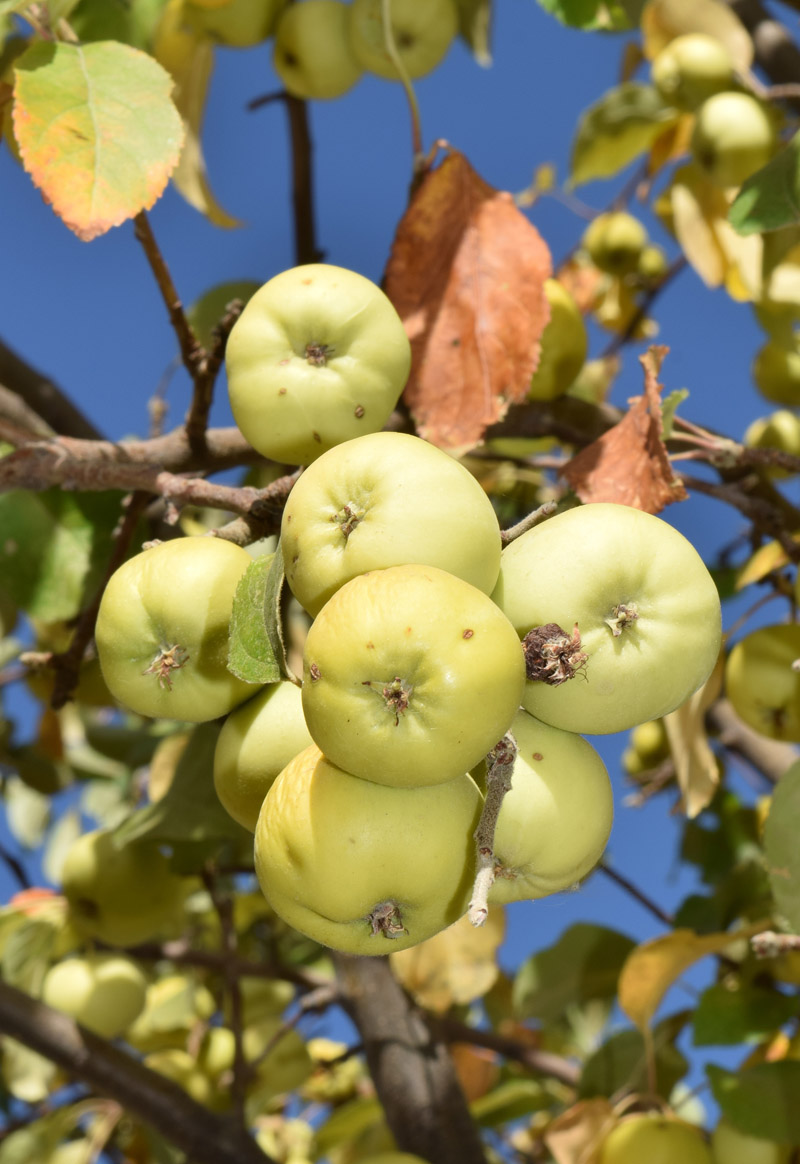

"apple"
[752,343,800,408]
[622,717,670,776]
[213,680,313,832]
[126,973,217,1053]
[582,212,648,276]
[61,828,187,947]
[41,952,147,1038]
[144,1048,218,1107]
[183,0,285,47]
[691,92,776,188]
[491,503,722,735]
[651,34,735,111]
[528,279,588,402]
[281,430,502,617]
[95,536,255,723]
[711,1119,792,1164]
[225,264,411,466]
[301,564,525,787]
[254,743,483,955]
[600,1114,713,1164]
[483,710,613,903]
[348,0,458,81]
[744,410,800,477]
[360,1156,431,1164]
[724,624,800,742]
[273,1,363,101]
[637,244,669,283]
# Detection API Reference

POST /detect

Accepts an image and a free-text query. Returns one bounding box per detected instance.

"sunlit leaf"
[390,907,505,1012]
[664,650,724,818]
[5,775,50,849]
[454,0,492,65]
[544,1098,615,1164]
[570,82,678,187]
[513,924,635,1022]
[735,537,800,590]
[1,916,55,995]
[1,1037,58,1103]
[641,0,754,71]
[42,808,82,887]
[730,132,800,237]
[227,552,282,686]
[709,1061,800,1142]
[764,760,800,933]
[12,40,183,240]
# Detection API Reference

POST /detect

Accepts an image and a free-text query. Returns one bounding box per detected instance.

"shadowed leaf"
[764,760,800,932]
[708,1061,800,1142]
[730,132,800,237]
[390,906,505,1013]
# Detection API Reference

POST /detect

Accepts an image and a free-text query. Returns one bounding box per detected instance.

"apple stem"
[468,733,517,927]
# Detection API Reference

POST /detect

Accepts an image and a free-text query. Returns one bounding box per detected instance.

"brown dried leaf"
[561,345,688,513]
[544,1098,615,1164]
[664,650,724,818]
[449,1043,501,1102]
[390,905,505,1013]
[384,148,551,452]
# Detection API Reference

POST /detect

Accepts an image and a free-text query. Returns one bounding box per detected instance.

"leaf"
[1,1037,58,1103]
[619,922,766,1030]
[513,924,635,1022]
[1,917,55,995]
[764,760,800,933]
[153,0,241,228]
[664,650,724,818]
[186,278,261,349]
[562,345,688,512]
[384,147,551,452]
[69,0,170,50]
[730,132,800,237]
[42,808,82,887]
[12,40,183,240]
[544,1098,615,1164]
[708,1061,800,1142]
[579,1018,689,1099]
[641,0,754,71]
[693,983,800,1046]
[390,907,505,1013]
[735,537,800,590]
[454,0,492,65]
[228,553,282,685]
[5,776,50,850]
[570,83,678,188]
[470,1078,551,1126]
[537,0,639,30]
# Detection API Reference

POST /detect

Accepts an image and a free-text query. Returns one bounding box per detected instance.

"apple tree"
[0,1,800,1163]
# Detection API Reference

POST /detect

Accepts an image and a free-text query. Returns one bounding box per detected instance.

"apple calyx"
[362,676,413,725]
[142,644,190,690]
[367,900,407,939]
[522,623,587,686]
[305,341,333,366]
[604,602,639,637]
[332,501,366,539]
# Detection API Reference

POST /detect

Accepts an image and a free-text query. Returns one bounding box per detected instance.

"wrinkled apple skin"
[348,0,458,81]
[600,1114,713,1164]
[725,624,800,742]
[281,430,502,617]
[273,1,362,100]
[254,744,483,956]
[486,710,613,903]
[302,564,525,787]
[492,503,722,735]
[41,952,147,1038]
[95,536,254,723]
[225,264,411,466]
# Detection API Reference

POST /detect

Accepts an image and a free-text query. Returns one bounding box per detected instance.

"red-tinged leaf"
[561,345,688,513]
[12,40,184,241]
[384,148,552,452]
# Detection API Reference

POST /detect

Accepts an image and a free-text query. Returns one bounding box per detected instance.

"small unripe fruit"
[41,953,147,1038]
[752,342,800,407]
[651,34,735,111]
[582,212,648,276]
[529,279,588,401]
[691,92,776,188]
[184,0,285,47]
[348,0,458,81]
[638,244,669,282]
[744,409,800,477]
[725,624,800,742]
[273,1,363,101]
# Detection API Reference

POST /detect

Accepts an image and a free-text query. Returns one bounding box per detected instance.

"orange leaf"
[561,345,688,513]
[544,1098,615,1164]
[384,147,552,452]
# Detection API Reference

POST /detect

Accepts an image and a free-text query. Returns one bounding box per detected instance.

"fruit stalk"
[468,733,517,926]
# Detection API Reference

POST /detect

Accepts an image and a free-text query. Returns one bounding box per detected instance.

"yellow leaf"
[544,1098,615,1164]
[735,536,800,590]
[671,163,762,299]
[390,906,505,1013]
[664,651,724,818]
[619,922,766,1030]
[641,0,754,72]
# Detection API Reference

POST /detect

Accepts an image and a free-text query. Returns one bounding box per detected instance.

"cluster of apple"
[594,1110,791,1164]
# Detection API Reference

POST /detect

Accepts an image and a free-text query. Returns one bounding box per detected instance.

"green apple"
[213,680,313,832]
[691,92,776,187]
[144,1048,218,1107]
[582,212,648,276]
[637,244,669,283]
[126,973,217,1052]
[254,743,482,955]
[225,264,411,465]
[41,952,147,1038]
[348,0,458,81]
[301,564,525,787]
[360,1156,431,1164]
[61,828,187,947]
[184,0,285,47]
[711,1119,792,1164]
[95,536,255,723]
[281,430,502,617]
[600,1114,713,1164]
[744,409,800,477]
[651,33,735,111]
[273,1,363,100]
[485,710,613,903]
[622,717,670,776]
[725,624,800,742]
[491,503,722,735]
[752,342,800,407]
[529,279,588,402]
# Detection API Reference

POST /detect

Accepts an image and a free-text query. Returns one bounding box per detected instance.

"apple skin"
[582,212,647,276]
[600,1114,713,1164]
[254,743,483,956]
[41,952,147,1038]
[95,536,254,723]
[725,624,800,742]
[348,0,458,81]
[484,710,613,904]
[491,503,722,735]
[184,0,285,47]
[213,680,313,832]
[651,33,734,111]
[144,1049,218,1107]
[711,1120,792,1164]
[226,264,411,466]
[273,1,363,100]
[61,828,187,947]
[744,409,800,477]
[753,343,800,408]
[529,279,588,402]
[281,430,502,617]
[301,564,525,787]
[691,92,776,188]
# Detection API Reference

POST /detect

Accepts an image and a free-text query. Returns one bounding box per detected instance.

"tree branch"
[0,337,103,440]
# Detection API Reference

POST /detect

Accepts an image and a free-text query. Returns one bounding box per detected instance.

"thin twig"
[469,733,517,926]
[598,862,674,928]
[284,95,324,266]
[501,500,557,545]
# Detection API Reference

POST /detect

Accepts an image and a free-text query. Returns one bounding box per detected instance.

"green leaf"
[764,761,800,932]
[186,279,261,350]
[512,923,635,1022]
[227,552,281,686]
[661,388,689,439]
[570,82,678,187]
[579,1016,689,1099]
[537,0,639,29]
[693,983,799,1046]
[470,1078,551,1126]
[70,0,170,50]
[1,917,55,995]
[315,1097,386,1155]
[12,39,183,240]
[454,0,492,66]
[708,1061,800,1142]
[729,132,800,237]
[4,776,50,849]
